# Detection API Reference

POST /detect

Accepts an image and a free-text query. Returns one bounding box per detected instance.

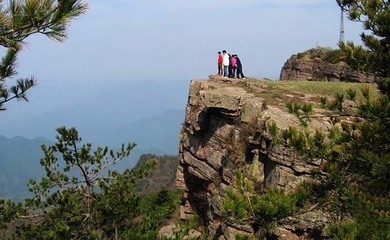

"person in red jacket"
[217,51,223,75]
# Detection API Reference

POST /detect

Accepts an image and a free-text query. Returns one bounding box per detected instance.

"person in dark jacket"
[235,55,245,79]
[228,53,232,78]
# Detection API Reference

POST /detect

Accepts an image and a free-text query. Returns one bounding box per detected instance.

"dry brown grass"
[242,78,379,104]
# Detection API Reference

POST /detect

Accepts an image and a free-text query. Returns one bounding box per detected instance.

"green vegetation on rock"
[295,47,346,64]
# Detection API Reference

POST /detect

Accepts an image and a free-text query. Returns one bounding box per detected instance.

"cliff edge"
[175,75,375,239]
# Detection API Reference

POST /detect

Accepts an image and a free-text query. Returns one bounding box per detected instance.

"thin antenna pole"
[339,8,345,42]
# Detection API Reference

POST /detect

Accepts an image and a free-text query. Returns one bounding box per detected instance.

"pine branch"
[0,78,36,110]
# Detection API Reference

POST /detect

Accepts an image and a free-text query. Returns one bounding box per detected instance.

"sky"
[0,0,366,140]
[15,0,363,83]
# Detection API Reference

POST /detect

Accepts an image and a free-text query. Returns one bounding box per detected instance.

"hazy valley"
[0,80,188,201]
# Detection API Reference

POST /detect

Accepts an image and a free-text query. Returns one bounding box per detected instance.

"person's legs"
[218,63,222,75]
[237,67,244,79]
[223,66,228,77]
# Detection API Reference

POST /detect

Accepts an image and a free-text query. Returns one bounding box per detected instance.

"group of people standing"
[217,50,245,79]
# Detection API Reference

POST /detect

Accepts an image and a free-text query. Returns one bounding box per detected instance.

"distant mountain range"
[0,79,190,143]
[0,136,52,201]
[96,109,185,153]
[0,109,185,201]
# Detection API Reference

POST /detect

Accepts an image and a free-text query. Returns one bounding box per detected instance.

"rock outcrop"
[176,75,336,239]
[280,47,376,83]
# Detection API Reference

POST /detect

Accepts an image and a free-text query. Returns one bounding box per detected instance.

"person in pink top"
[231,54,237,78]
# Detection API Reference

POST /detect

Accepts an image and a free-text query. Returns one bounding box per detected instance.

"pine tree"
[0,128,182,239]
[9,127,155,239]
[334,0,390,194]
[0,0,87,111]
[287,2,390,237]
[338,0,390,94]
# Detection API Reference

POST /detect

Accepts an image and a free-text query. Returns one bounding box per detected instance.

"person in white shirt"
[222,50,230,78]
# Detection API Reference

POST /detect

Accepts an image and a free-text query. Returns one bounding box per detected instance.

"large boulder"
[280,47,377,83]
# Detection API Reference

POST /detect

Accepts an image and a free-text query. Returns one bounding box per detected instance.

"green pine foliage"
[333,92,390,190]
[273,86,390,238]
[346,88,357,102]
[332,92,345,111]
[234,234,251,240]
[274,2,390,230]
[0,199,26,232]
[278,126,328,159]
[0,127,182,239]
[328,220,358,240]
[343,186,390,239]
[273,88,390,238]
[252,188,295,221]
[228,3,390,236]
[119,190,182,239]
[286,100,313,126]
[222,188,251,223]
[159,217,202,240]
[222,171,323,237]
[267,121,279,140]
[0,0,87,112]
[293,48,345,64]
[322,49,345,64]
[338,0,390,94]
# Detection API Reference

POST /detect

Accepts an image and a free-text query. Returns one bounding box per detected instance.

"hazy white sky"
[0,0,367,140]
[14,0,363,83]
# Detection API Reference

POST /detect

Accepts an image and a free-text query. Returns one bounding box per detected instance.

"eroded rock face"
[176,76,333,239]
[280,48,376,83]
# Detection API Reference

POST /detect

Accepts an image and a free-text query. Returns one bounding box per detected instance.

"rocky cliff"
[280,47,376,83]
[175,76,347,239]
